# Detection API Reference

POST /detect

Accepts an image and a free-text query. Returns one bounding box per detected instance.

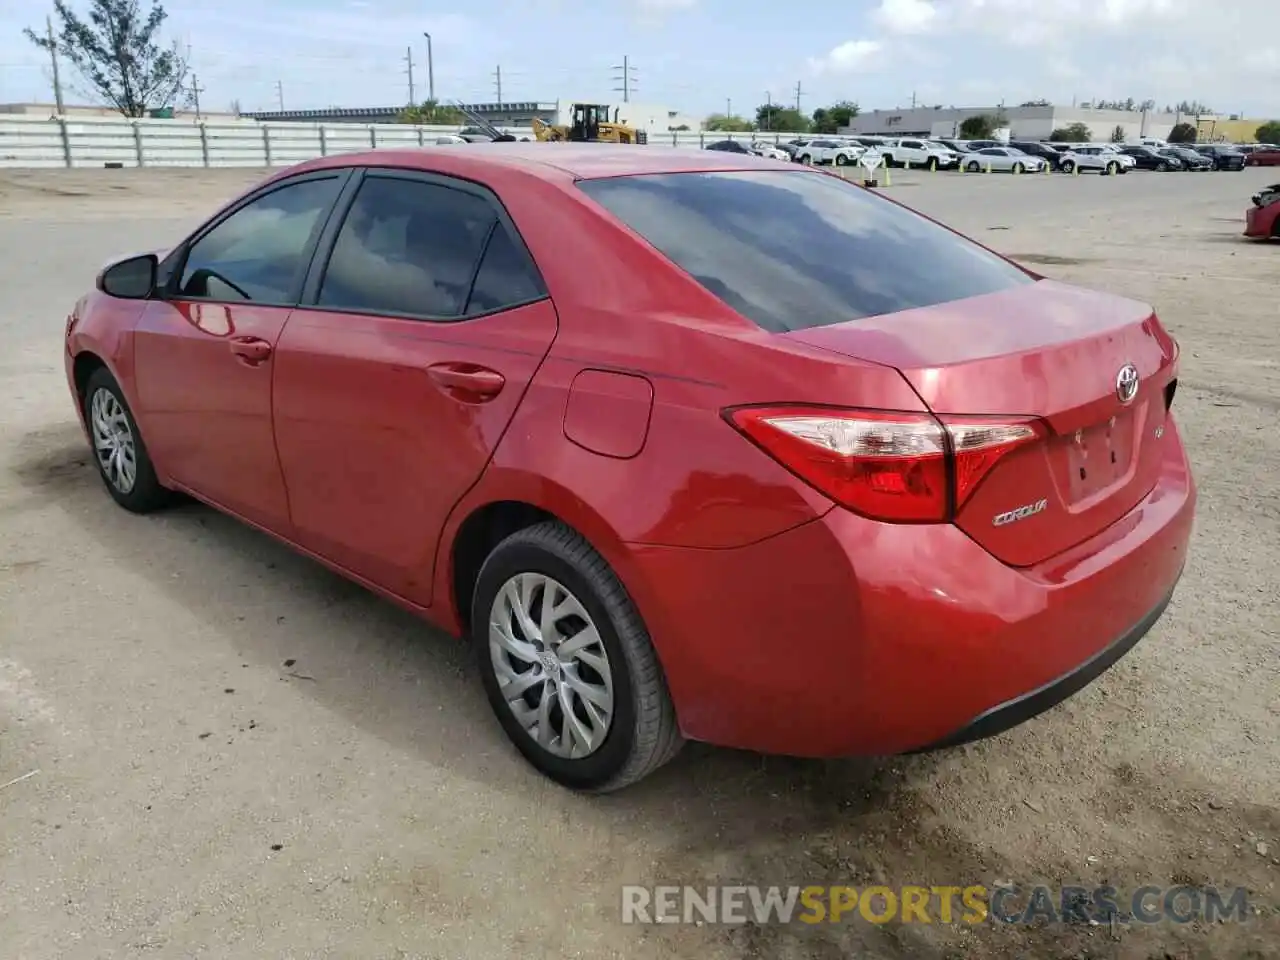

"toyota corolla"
[63,145,1195,791]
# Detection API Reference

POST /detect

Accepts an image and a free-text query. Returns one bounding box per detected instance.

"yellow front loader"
[532,104,648,144]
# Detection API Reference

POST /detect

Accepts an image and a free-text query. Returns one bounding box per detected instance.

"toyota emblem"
[1115,363,1139,404]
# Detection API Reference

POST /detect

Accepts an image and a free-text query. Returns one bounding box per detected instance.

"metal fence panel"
[0,115,806,169]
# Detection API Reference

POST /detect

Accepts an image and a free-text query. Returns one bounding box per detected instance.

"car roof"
[283,143,786,183]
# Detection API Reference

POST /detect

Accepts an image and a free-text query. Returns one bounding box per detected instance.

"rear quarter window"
[577,170,1033,333]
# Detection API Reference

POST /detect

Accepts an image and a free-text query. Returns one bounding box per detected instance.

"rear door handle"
[427,363,505,402]
[229,336,272,365]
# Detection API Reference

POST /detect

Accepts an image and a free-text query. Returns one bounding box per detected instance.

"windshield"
[577,170,1032,333]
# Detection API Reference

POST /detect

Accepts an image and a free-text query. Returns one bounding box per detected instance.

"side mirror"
[97,253,158,299]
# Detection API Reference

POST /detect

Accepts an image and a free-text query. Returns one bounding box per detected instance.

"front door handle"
[229,336,272,365]
[427,363,505,402]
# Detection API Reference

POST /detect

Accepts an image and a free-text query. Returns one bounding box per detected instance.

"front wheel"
[1012,162,1024,174]
[82,366,171,513]
[473,521,684,792]
[799,153,812,165]
[1061,160,1075,174]
[927,157,938,171]
[1105,161,1119,176]
[1156,162,1168,171]
[835,153,849,166]
[966,160,981,173]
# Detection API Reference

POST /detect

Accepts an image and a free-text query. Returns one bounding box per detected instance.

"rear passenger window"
[465,224,546,315]
[317,176,496,318]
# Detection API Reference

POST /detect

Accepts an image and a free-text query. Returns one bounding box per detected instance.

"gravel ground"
[1,164,1277,960]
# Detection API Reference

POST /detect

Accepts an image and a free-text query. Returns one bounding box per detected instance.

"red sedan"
[1245,183,1280,238]
[64,145,1195,791]
[1245,146,1280,166]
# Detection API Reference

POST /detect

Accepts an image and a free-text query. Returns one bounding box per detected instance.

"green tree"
[958,113,998,139]
[704,113,754,132]
[1110,124,1126,143]
[398,100,463,124]
[1049,121,1093,142]
[756,103,808,133]
[1254,120,1280,144]
[25,0,189,117]
[811,100,859,134]
[1168,122,1197,143]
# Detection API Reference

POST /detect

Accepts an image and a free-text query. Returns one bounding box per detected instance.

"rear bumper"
[628,417,1196,758]
[1245,204,1278,238]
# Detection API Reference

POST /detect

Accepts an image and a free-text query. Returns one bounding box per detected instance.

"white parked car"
[750,141,790,161]
[959,146,1048,174]
[795,137,865,166]
[877,137,961,170]
[433,135,468,145]
[1058,145,1131,175]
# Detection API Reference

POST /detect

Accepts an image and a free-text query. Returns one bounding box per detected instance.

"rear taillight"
[725,405,1042,524]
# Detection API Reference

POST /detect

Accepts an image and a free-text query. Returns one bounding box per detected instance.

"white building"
[842,104,1194,142]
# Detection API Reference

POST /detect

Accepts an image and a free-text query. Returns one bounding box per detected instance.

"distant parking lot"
[1,165,1277,960]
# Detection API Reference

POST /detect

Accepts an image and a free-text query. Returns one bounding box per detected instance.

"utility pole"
[794,80,804,112]
[190,73,205,120]
[46,16,64,114]
[493,65,502,106]
[404,46,415,105]
[275,80,284,111]
[725,98,731,117]
[423,32,435,102]
[911,89,917,109]
[764,91,771,130]
[611,55,636,103]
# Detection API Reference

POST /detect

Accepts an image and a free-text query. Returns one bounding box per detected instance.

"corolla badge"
[992,498,1048,527]
[1116,363,1140,404]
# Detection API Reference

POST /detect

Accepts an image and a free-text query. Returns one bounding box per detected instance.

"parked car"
[1245,182,1280,239]
[1097,145,1137,170]
[705,139,754,155]
[1192,144,1246,170]
[1058,145,1127,175]
[65,145,1195,791]
[1008,140,1064,169]
[1245,145,1280,167]
[1160,146,1212,171]
[796,138,865,166]
[961,146,1048,174]
[877,137,960,170]
[773,141,802,161]
[934,138,974,154]
[1117,145,1182,171]
[750,141,791,161]
[434,135,469,145]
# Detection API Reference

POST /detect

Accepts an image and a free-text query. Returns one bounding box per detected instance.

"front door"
[271,170,558,602]
[132,172,347,530]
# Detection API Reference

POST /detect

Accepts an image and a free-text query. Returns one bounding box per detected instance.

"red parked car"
[1245,145,1280,166]
[1245,183,1280,238]
[64,146,1196,791]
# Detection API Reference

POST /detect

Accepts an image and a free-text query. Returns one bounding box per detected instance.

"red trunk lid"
[786,280,1179,566]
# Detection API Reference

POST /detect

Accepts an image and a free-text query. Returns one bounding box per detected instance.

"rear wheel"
[1156,161,1168,171]
[473,521,683,792]
[927,157,938,171]
[82,366,170,513]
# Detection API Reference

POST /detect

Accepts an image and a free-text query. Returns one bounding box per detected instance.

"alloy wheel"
[90,387,137,494]
[489,572,615,759]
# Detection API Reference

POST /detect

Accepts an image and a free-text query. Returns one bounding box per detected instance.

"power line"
[611,55,636,103]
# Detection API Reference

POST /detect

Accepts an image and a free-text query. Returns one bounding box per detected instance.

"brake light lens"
[725,406,1042,523]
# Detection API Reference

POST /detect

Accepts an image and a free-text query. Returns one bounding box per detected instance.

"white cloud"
[808,40,884,75]
[872,0,939,34]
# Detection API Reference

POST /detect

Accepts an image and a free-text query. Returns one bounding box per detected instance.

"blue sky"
[2,0,1278,118]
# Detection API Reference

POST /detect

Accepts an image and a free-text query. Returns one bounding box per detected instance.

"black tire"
[1157,162,1168,171]
[835,153,849,166]
[1012,162,1024,174]
[1062,160,1075,174]
[1105,161,1118,176]
[81,366,171,513]
[966,160,981,173]
[472,521,683,792]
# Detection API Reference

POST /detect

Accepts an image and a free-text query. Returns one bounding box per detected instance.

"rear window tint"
[577,170,1032,333]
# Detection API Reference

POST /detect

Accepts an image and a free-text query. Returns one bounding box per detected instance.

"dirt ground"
[0,164,1277,960]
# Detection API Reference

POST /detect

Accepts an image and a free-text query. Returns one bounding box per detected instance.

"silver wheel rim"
[489,572,615,759]
[89,387,137,494]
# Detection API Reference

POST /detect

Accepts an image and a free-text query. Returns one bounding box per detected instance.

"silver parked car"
[959,146,1048,174]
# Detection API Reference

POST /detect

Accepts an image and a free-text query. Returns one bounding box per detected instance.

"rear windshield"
[577,170,1032,333]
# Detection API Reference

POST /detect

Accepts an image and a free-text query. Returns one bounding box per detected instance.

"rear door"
[271,169,557,603]
[133,171,348,530]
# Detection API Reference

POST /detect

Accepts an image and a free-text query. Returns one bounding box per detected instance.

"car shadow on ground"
[10,422,1279,960]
